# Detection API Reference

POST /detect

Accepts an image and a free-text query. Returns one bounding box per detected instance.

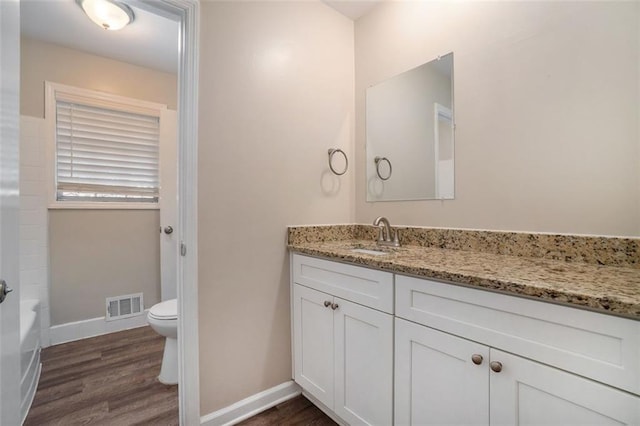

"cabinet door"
[395,318,489,426]
[292,284,335,409]
[490,349,640,426]
[334,298,393,425]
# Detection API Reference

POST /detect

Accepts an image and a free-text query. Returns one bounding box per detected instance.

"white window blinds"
[55,100,160,202]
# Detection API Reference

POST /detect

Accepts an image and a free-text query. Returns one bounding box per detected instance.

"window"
[46,83,166,208]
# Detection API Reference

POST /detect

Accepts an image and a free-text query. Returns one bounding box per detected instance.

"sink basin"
[351,248,389,256]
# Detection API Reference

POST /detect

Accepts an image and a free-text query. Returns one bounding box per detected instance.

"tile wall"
[20,116,50,345]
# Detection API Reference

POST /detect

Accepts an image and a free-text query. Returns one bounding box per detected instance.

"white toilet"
[147,298,178,385]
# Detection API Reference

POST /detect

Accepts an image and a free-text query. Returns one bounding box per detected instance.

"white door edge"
[0,0,22,424]
[160,109,178,302]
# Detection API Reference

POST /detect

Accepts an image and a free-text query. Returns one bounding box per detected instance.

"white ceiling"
[20,0,381,75]
[323,0,381,20]
[20,0,179,74]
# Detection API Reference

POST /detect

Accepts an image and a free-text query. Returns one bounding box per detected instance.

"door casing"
[128,1,200,424]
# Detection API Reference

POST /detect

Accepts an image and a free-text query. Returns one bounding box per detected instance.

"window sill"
[48,202,160,210]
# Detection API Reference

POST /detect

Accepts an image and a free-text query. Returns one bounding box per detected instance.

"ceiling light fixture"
[76,0,134,31]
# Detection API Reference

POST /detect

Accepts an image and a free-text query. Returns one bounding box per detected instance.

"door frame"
[130,1,200,424]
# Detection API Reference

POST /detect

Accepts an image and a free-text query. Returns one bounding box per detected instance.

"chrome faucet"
[373,216,400,247]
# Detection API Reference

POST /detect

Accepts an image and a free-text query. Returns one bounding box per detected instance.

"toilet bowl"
[147,299,178,385]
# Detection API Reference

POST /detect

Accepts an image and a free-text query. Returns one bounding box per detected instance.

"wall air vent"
[106,293,144,321]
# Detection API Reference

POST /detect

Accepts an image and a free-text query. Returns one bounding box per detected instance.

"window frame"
[45,82,167,209]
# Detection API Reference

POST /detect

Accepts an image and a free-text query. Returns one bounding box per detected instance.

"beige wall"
[355,1,640,236]
[197,1,354,414]
[49,210,160,325]
[21,37,177,118]
[20,37,176,323]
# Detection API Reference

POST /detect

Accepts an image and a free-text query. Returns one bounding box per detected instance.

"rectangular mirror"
[366,52,454,201]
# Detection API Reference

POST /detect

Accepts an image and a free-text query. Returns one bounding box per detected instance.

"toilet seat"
[149,298,177,320]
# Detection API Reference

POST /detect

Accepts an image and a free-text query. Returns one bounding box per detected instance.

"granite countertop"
[288,239,640,320]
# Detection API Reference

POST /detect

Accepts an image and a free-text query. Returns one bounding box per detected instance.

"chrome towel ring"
[328,148,348,176]
[374,156,392,180]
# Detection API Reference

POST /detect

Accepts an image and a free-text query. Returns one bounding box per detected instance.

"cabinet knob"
[324,300,331,308]
[331,303,339,310]
[490,361,503,373]
[471,354,483,365]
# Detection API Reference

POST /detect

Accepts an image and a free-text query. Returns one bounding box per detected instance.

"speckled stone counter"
[287,225,640,320]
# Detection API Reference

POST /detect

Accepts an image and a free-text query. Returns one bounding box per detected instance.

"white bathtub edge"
[20,361,41,425]
[20,299,42,425]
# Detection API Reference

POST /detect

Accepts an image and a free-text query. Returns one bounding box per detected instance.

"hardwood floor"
[24,326,178,426]
[237,395,337,426]
[25,326,335,425]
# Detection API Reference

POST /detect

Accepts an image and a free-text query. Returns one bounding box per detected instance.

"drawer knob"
[490,361,503,373]
[324,300,331,308]
[471,354,483,365]
[331,303,339,310]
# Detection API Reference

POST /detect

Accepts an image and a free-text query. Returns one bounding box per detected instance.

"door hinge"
[180,242,187,256]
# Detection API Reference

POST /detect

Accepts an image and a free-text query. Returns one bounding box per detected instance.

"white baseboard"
[200,380,301,426]
[47,310,149,346]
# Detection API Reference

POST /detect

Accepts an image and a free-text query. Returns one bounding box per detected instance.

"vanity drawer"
[292,254,394,313]
[396,275,640,395]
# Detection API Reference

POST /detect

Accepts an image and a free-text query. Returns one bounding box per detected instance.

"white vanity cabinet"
[291,254,394,426]
[489,349,639,425]
[395,275,640,426]
[290,253,640,425]
[394,318,489,425]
